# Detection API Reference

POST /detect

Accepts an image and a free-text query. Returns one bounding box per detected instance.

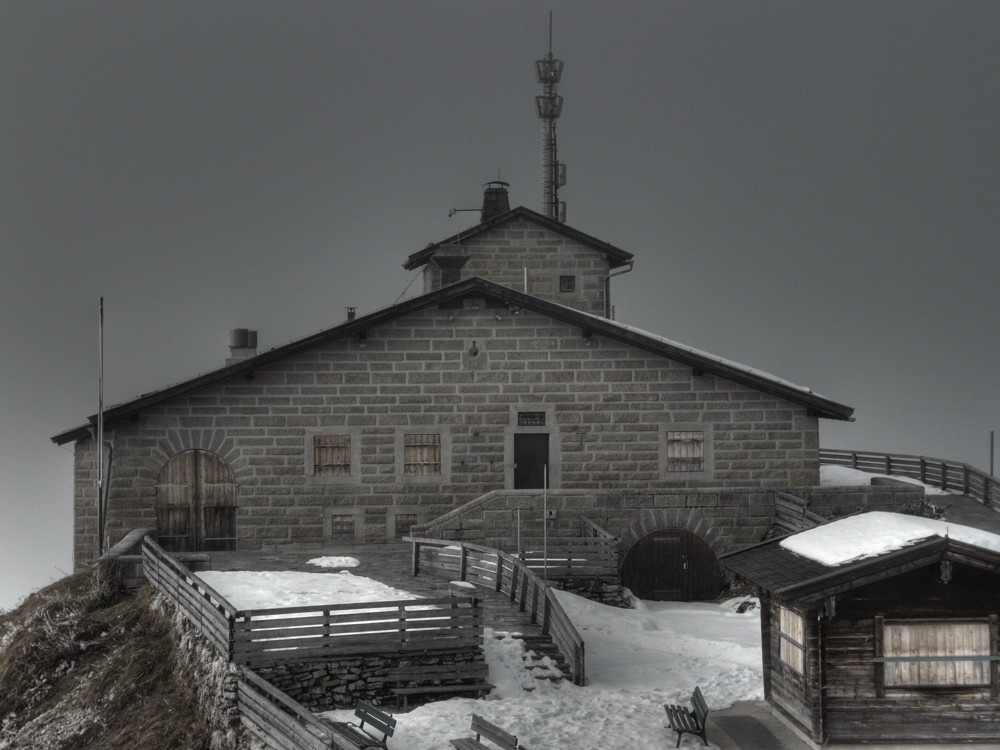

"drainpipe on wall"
[603,261,635,319]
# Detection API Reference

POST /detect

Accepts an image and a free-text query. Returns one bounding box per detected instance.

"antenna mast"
[536,12,566,222]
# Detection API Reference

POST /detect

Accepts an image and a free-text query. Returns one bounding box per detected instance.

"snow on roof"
[779,511,1000,567]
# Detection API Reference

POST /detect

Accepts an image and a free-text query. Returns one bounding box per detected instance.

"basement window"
[328,515,355,542]
[878,618,993,688]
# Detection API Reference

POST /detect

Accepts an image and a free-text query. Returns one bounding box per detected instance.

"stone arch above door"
[619,509,728,601]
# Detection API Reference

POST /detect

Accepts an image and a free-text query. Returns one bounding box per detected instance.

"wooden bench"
[328,700,396,750]
[664,686,709,747]
[387,660,494,710]
[450,714,525,750]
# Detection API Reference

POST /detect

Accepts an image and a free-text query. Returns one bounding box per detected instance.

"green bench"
[664,686,709,747]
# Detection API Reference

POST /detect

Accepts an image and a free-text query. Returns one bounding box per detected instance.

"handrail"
[581,517,616,538]
[407,537,587,686]
[820,448,1000,508]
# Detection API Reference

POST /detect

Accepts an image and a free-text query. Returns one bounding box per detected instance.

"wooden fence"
[820,449,1000,509]
[518,537,618,578]
[408,537,587,686]
[238,667,346,750]
[774,491,826,532]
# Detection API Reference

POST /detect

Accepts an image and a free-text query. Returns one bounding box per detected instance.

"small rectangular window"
[559,275,576,292]
[404,434,441,475]
[314,435,351,476]
[882,620,992,687]
[667,431,705,472]
[394,513,419,540]
[517,411,546,427]
[328,515,355,542]
[779,606,806,675]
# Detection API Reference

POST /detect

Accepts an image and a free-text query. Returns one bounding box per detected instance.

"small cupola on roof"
[428,245,470,287]
[480,181,510,222]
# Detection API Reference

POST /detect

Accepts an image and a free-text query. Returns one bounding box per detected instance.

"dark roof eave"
[403,206,634,271]
[51,276,853,443]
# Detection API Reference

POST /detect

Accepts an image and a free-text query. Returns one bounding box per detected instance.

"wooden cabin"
[723,512,1000,747]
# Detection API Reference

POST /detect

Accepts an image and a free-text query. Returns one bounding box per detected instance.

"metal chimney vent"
[480,181,511,222]
[228,328,258,363]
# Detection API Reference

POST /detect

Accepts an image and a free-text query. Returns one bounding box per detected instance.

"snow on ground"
[820,463,950,495]
[307,556,361,569]
[781,510,1000,567]
[195,569,418,610]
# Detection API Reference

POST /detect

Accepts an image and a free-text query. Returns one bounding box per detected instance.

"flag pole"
[98,297,105,557]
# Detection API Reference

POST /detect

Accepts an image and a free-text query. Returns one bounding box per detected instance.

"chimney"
[480,181,510,222]
[428,245,471,289]
[346,307,357,321]
[227,328,258,364]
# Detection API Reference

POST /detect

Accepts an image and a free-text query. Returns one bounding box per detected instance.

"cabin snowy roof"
[51,276,853,445]
[722,511,1000,605]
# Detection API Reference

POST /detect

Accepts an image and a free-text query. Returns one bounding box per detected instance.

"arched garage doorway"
[621,529,723,601]
[155,450,237,552]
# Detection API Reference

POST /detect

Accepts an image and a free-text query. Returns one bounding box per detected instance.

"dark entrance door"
[621,529,722,601]
[513,433,549,489]
[155,450,237,552]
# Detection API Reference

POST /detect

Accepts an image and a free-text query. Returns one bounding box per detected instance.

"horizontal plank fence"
[408,537,586,686]
[142,536,236,659]
[233,597,482,668]
[238,667,344,750]
[518,537,619,578]
[821,449,1000,510]
[775,491,826,532]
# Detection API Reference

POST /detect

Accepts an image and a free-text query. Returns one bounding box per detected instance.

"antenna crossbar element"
[536,13,565,222]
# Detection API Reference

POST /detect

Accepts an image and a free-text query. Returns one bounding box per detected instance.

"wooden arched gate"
[621,529,723,601]
[155,450,237,552]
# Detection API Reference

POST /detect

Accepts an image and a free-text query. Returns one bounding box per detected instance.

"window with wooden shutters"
[779,606,806,675]
[667,431,705,472]
[404,434,441,475]
[314,435,351,477]
[880,619,993,687]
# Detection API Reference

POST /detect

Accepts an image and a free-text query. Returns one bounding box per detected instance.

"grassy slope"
[0,571,238,750]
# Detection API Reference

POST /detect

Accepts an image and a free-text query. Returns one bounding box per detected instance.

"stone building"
[53,186,856,591]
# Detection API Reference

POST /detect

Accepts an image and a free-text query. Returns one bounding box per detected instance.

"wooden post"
[398,604,407,649]
[411,540,420,576]
[494,552,503,593]
[541,590,551,635]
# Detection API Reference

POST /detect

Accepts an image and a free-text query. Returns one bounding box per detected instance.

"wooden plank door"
[513,433,549,489]
[155,450,237,552]
[621,529,722,601]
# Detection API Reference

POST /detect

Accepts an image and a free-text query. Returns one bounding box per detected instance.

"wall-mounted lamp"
[509,305,521,315]
[358,331,368,349]
[447,313,456,322]
[468,341,479,357]
[494,313,503,321]
[582,330,594,347]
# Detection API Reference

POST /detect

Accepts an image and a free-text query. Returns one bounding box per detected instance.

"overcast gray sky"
[3,1,999,610]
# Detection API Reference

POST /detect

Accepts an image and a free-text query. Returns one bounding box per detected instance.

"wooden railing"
[774,491,826,532]
[238,668,343,750]
[518,537,618,578]
[232,597,482,668]
[820,449,1000,509]
[144,536,484,669]
[408,538,587,686]
[143,536,236,659]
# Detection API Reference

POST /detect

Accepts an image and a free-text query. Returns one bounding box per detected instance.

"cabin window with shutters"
[404,434,441,475]
[314,435,351,477]
[779,606,806,675]
[666,431,705,472]
[880,619,993,688]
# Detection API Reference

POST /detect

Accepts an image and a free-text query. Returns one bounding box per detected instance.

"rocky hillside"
[0,570,254,750]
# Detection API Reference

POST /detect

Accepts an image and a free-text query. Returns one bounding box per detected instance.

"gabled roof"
[52,277,853,445]
[722,512,1000,605]
[403,206,634,271]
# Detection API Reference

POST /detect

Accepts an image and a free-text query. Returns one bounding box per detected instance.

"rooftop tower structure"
[536,14,566,223]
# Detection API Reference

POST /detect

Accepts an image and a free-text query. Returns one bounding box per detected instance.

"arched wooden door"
[155,450,237,552]
[621,529,723,601]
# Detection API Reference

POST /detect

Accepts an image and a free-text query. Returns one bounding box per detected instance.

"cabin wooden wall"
[774,564,1000,745]
[763,595,824,742]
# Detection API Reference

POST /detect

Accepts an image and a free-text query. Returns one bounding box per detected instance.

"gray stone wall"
[422,218,611,316]
[76,303,823,566]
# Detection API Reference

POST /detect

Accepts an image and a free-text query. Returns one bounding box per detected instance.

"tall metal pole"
[98,297,105,557]
[536,12,565,222]
[543,464,548,583]
[991,430,995,476]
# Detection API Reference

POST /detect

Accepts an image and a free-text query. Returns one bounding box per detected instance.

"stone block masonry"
[78,301,824,566]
